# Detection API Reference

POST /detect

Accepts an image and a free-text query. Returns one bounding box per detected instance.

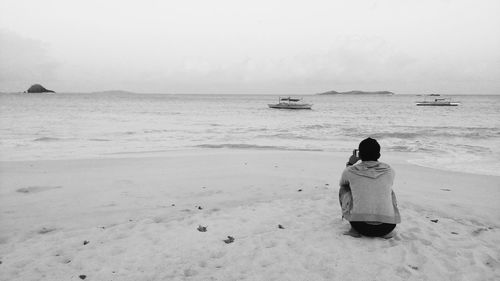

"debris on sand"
[297,189,302,192]
[430,219,439,223]
[83,240,89,245]
[79,275,87,280]
[278,224,285,229]
[408,265,419,270]
[197,225,207,232]
[223,236,235,244]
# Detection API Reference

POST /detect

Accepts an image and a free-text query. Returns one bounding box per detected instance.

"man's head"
[358,137,380,161]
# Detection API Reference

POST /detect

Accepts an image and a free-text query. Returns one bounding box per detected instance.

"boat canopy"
[280,97,301,102]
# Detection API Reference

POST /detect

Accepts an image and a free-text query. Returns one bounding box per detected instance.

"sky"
[1,0,499,94]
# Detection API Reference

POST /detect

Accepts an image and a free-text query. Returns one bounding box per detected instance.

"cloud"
[0,30,58,91]
[132,34,500,95]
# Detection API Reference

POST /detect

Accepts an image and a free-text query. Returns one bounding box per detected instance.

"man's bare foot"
[381,232,394,239]
[343,228,362,238]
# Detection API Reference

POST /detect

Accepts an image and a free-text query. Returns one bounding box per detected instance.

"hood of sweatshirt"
[348,161,392,179]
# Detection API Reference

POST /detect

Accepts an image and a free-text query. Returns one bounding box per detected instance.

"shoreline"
[1,150,499,280]
[2,148,498,177]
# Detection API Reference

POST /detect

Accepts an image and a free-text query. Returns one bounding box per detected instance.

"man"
[339,137,401,237]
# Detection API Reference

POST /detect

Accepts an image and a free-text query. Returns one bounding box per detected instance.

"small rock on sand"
[83,240,89,245]
[278,224,285,229]
[430,219,438,223]
[79,275,86,280]
[197,225,207,232]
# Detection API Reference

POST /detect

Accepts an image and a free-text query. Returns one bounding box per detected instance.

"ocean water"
[1,93,499,176]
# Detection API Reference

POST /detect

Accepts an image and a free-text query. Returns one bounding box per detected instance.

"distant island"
[317,90,395,96]
[24,84,55,93]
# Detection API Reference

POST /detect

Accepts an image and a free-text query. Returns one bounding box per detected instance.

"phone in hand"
[354,149,359,158]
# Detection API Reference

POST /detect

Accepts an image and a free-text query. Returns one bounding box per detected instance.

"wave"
[350,128,499,140]
[137,111,181,115]
[259,133,320,140]
[195,143,322,152]
[300,124,333,130]
[386,145,435,153]
[88,138,111,142]
[369,132,420,140]
[409,156,500,177]
[33,137,62,142]
[143,129,169,134]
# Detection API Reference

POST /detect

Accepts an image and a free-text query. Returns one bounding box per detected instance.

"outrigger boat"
[415,98,460,106]
[268,97,312,109]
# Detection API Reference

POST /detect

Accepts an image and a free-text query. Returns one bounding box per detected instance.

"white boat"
[415,98,460,106]
[268,97,312,109]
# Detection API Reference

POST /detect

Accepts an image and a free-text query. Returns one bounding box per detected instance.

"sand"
[0,150,499,281]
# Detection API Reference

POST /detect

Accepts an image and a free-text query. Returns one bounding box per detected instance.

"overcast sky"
[1,0,499,94]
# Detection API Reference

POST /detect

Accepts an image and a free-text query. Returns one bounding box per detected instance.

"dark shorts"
[350,222,396,237]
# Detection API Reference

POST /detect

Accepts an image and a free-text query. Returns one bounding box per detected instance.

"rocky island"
[25,84,55,93]
[317,90,394,95]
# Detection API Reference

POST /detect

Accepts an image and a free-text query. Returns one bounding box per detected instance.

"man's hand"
[347,149,360,166]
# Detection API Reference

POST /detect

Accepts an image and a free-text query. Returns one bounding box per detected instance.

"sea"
[1,93,499,176]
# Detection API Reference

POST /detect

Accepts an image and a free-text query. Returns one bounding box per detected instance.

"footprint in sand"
[210,250,226,259]
[483,253,500,268]
[113,179,134,185]
[472,227,489,236]
[17,186,62,194]
[264,240,278,248]
[38,227,57,234]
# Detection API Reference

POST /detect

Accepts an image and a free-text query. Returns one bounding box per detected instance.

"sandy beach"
[0,150,499,281]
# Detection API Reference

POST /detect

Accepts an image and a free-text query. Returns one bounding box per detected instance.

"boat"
[268,97,312,109]
[415,98,460,106]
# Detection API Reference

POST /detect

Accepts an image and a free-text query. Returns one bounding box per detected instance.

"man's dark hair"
[358,137,380,161]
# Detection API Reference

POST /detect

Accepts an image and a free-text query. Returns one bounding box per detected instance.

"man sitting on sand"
[339,137,401,237]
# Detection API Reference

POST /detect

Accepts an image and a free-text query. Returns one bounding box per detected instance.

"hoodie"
[339,161,401,224]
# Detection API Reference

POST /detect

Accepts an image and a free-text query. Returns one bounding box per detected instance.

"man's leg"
[350,222,396,237]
